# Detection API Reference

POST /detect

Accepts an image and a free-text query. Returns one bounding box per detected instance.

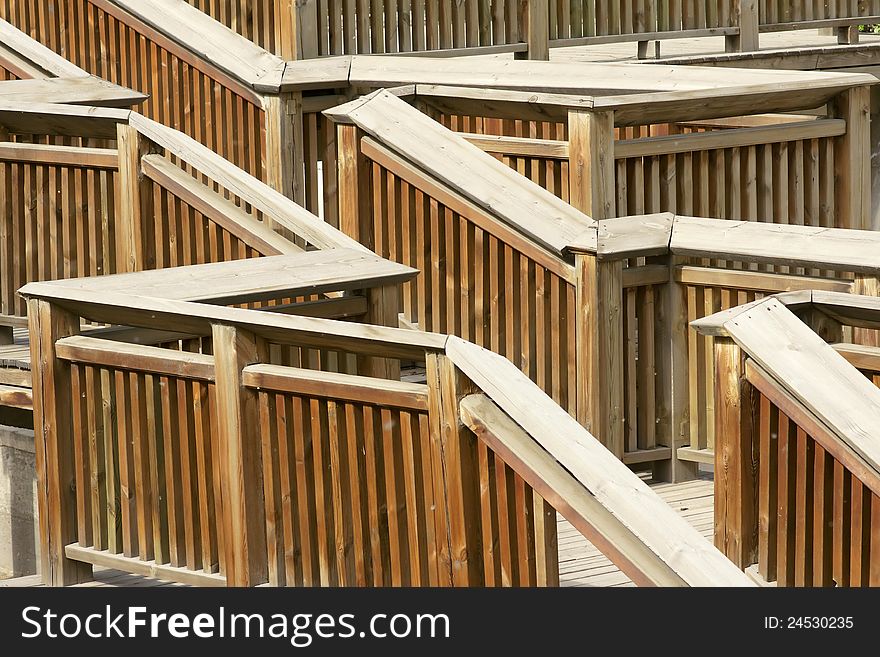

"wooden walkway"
[2,476,715,588]
[559,476,714,587]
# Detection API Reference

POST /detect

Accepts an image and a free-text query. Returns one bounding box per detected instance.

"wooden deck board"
[559,475,715,587]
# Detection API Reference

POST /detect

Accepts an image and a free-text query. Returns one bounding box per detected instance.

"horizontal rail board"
[0,383,31,410]
[623,265,669,289]
[615,119,846,160]
[549,27,740,50]
[242,364,429,411]
[141,154,301,257]
[262,296,369,320]
[21,282,448,360]
[65,543,226,587]
[675,266,853,294]
[672,217,880,273]
[833,343,880,374]
[457,132,569,159]
[55,336,216,382]
[0,142,118,168]
[621,447,673,465]
[760,17,880,32]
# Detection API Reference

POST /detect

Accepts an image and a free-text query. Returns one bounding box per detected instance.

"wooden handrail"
[449,337,753,586]
[0,142,118,169]
[614,119,845,159]
[130,113,367,253]
[0,18,90,79]
[721,298,880,471]
[326,90,596,256]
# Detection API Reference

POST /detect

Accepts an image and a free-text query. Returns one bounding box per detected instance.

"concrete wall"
[0,425,38,579]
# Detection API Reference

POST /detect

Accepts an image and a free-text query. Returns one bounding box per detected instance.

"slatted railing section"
[697,297,880,585]
[61,339,225,584]
[549,0,739,45]
[182,0,526,57]
[749,373,879,587]
[360,136,580,416]
[675,264,855,464]
[22,261,753,587]
[759,1,880,27]
[0,139,119,318]
[453,110,866,230]
[2,0,269,179]
[614,119,843,223]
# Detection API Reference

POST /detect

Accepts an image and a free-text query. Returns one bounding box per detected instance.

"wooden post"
[276,0,319,59]
[116,123,158,273]
[28,298,92,585]
[425,353,483,586]
[264,92,306,206]
[359,284,402,380]
[654,256,698,482]
[853,275,880,347]
[568,109,615,219]
[212,324,268,586]
[713,336,759,569]
[829,86,872,231]
[336,123,375,249]
[726,0,759,53]
[515,0,549,60]
[574,252,625,459]
[837,25,860,45]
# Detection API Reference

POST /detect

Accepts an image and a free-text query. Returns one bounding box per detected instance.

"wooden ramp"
[559,477,714,587]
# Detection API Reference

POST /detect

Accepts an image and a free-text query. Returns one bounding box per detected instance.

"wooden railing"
[430,86,873,230]
[695,295,880,585]
[327,90,880,479]
[0,99,372,415]
[20,256,752,587]
[4,2,876,236]
[180,0,880,58]
[184,0,528,58]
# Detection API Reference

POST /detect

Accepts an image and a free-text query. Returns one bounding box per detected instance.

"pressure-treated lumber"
[722,299,880,471]
[28,299,92,585]
[446,337,753,586]
[57,251,418,306]
[211,324,268,586]
[324,90,595,256]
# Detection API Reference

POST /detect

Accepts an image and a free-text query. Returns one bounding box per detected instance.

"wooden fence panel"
[0,140,118,317]
[183,0,523,56]
[67,360,224,576]
[0,1,267,181]
[754,390,880,586]
[366,158,579,416]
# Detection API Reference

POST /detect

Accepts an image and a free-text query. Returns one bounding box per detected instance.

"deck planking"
[559,475,715,587]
